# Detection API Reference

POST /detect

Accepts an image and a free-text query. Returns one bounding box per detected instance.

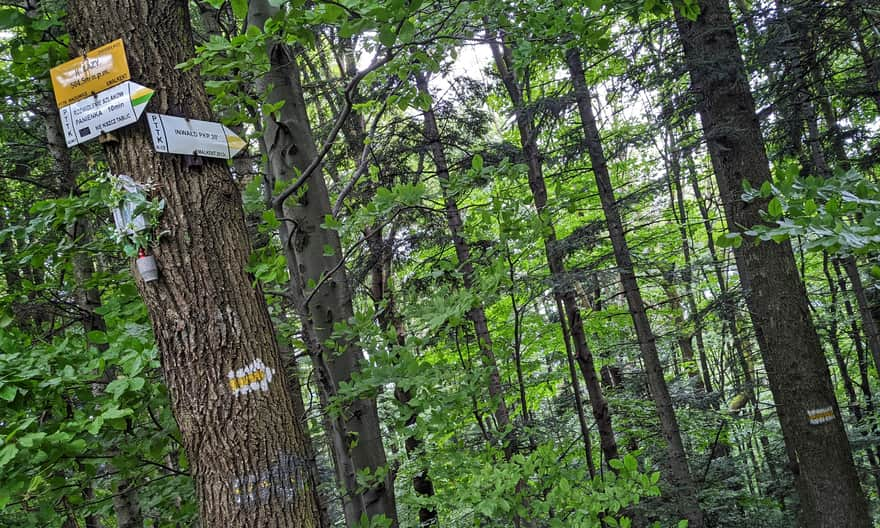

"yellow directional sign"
[50,39,130,108]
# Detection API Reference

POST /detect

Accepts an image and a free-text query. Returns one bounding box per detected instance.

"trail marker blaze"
[50,39,130,108]
[59,82,153,147]
[147,113,246,159]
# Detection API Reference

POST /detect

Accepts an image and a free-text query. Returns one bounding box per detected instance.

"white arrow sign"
[147,113,246,159]
[59,81,154,147]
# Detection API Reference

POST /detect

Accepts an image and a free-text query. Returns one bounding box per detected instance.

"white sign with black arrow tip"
[147,113,246,159]
[59,81,154,147]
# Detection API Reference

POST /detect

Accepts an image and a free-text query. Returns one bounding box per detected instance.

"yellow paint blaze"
[228,369,266,391]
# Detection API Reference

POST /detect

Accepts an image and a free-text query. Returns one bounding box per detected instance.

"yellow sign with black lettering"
[50,39,130,108]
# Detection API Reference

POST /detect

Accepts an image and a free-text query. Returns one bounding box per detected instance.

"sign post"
[50,39,130,108]
[147,113,246,159]
[59,82,154,147]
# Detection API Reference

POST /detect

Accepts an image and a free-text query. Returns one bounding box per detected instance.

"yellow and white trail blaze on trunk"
[228,359,274,396]
[807,406,835,425]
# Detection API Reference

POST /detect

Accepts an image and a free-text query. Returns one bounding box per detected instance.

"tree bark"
[487,28,620,469]
[414,71,513,441]
[63,1,327,526]
[566,48,704,527]
[841,257,880,375]
[247,1,398,525]
[675,2,871,525]
[663,126,710,393]
[823,256,880,496]
[367,226,438,526]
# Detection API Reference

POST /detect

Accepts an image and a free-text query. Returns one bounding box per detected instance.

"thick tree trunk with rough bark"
[675,2,871,526]
[247,2,398,525]
[565,48,704,527]
[63,2,327,526]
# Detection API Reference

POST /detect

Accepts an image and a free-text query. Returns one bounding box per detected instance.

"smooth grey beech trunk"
[247,2,398,525]
[565,48,705,528]
[675,1,871,526]
[63,1,327,526]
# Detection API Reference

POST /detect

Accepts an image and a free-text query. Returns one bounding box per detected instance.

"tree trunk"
[844,0,880,112]
[414,71,512,440]
[487,29,620,467]
[842,257,880,375]
[823,256,880,496]
[367,226,438,526]
[63,1,327,526]
[555,296,597,477]
[30,0,144,520]
[674,2,871,525]
[663,126,710,393]
[565,48,704,527]
[247,1,398,525]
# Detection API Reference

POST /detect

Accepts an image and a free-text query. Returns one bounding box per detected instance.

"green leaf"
[230,0,248,19]
[623,454,638,472]
[0,444,18,468]
[803,198,817,216]
[398,20,415,43]
[378,25,396,47]
[323,244,336,256]
[87,415,104,435]
[87,330,108,344]
[0,8,27,30]
[716,232,742,248]
[767,197,783,218]
[101,406,133,420]
[106,378,128,399]
[471,154,484,173]
[0,385,16,402]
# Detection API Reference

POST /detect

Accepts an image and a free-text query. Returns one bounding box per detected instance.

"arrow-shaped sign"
[147,113,246,159]
[59,81,154,147]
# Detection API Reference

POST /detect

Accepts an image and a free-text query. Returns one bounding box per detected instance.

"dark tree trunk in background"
[823,257,880,497]
[63,1,327,526]
[842,258,880,375]
[487,28,620,469]
[566,48,704,527]
[415,71,513,441]
[675,2,871,526]
[247,2,398,525]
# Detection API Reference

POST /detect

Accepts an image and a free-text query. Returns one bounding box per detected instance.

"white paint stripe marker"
[807,406,835,425]
[228,358,274,396]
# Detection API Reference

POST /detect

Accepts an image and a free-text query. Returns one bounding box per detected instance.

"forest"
[0,0,879,526]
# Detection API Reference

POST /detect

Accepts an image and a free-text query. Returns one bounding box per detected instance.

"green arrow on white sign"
[59,81,154,147]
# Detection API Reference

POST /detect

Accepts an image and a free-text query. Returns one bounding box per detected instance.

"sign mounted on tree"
[50,39,130,108]
[146,113,246,159]
[59,82,154,147]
